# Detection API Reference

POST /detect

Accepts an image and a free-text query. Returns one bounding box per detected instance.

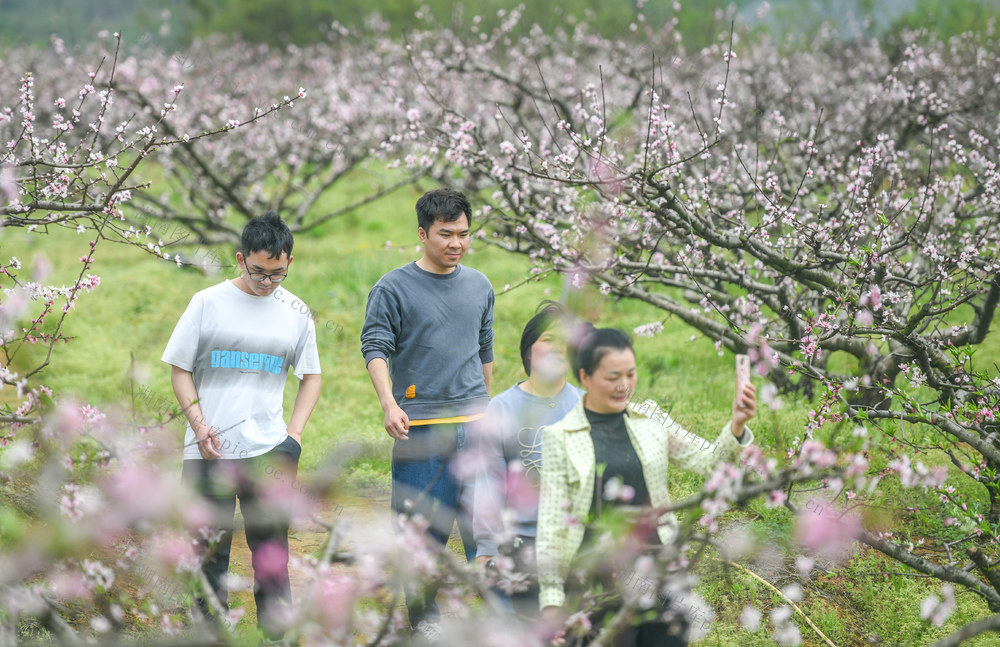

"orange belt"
[408,412,486,427]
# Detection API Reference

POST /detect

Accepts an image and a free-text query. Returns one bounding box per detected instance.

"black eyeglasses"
[241,258,287,283]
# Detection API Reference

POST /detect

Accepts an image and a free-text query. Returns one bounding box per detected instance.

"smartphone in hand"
[736,354,751,407]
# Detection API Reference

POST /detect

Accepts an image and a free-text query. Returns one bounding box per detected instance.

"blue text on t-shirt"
[210,349,284,374]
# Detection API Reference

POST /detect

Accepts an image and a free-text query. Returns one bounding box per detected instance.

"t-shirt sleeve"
[291,318,322,379]
[478,282,495,365]
[360,285,400,366]
[161,294,204,371]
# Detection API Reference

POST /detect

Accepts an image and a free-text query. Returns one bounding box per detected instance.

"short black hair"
[415,188,472,232]
[241,210,293,260]
[520,301,566,376]
[572,328,634,382]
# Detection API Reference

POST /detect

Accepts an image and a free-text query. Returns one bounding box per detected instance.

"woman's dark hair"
[415,188,472,232]
[241,210,293,259]
[572,328,634,382]
[520,301,565,375]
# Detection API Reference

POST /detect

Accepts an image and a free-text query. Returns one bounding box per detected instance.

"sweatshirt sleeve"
[360,284,400,367]
[478,283,495,364]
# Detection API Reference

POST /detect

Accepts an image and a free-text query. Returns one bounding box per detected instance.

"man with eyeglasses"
[162,210,322,643]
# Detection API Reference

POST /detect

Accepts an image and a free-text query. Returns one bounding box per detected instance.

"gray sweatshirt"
[473,381,584,556]
[361,262,494,420]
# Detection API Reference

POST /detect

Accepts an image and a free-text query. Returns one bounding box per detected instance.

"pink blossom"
[766,489,786,507]
[59,484,84,522]
[81,559,115,590]
[150,533,200,573]
[634,321,664,337]
[103,465,176,523]
[889,455,946,489]
[795,439,838,472]
[920,584,956,626]
[47,570,92,600]
[740,445,776,480]
[588,155,624,195]
[868,285,881,308]
[795,506,861,563]
[311,573,356,631]
[49,401,85,438]
[180,498,216,534]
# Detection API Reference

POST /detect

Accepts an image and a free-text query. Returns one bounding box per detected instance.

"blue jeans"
[391,422,476,627]
[182,435,301,640]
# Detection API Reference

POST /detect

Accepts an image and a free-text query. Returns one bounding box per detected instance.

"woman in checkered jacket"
[536,328,756,646]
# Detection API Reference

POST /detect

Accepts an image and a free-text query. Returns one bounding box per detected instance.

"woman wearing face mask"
[536,328,757,646]
[472,302,589,617]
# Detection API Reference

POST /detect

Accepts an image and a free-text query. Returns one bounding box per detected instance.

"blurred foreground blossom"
[795,503,861,564]
[920,583,956,627]
[739,605,762,631]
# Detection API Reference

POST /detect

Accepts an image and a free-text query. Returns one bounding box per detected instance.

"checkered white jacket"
[536,397,754,609]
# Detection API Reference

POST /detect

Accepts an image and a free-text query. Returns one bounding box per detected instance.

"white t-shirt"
[162,280,322,460]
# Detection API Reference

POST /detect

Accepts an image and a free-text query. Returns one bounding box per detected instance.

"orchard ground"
[4,168,999,645]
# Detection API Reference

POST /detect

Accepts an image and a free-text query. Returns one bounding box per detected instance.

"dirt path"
[226,490,395,630]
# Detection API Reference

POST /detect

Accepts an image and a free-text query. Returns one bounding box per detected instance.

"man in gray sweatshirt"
[361,188,494,633]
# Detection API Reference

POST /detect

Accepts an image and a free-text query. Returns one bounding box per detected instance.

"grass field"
[4,173,998,645]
